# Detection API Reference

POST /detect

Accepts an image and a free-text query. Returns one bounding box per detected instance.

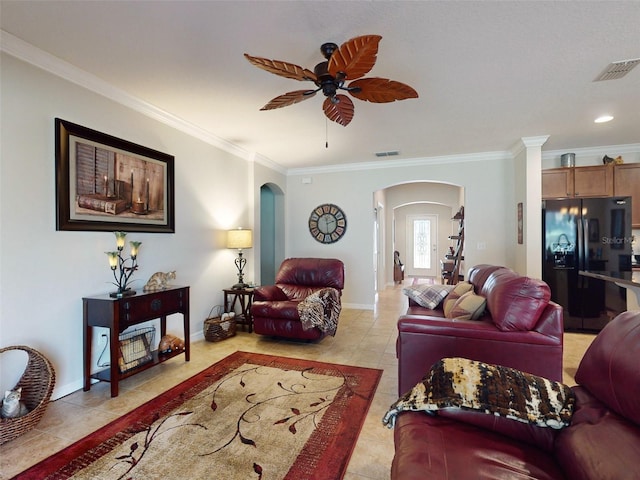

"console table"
[223,287,254,333]
[83,286,190,397]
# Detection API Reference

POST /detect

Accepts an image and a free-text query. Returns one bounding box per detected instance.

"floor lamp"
[227,228,253,289]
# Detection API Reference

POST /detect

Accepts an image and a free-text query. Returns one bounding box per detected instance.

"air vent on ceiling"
[375,150,399,157]
[594,58,640,81]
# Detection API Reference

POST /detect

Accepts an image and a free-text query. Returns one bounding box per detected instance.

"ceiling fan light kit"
[245,35,418,126]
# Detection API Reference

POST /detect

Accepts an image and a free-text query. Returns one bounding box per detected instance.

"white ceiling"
[1,1,639,170]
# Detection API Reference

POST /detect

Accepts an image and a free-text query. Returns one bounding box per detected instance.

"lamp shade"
[227,228,253,249]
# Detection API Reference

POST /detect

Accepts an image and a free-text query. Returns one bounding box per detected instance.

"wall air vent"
[594,58,640,81]
[374,150,400,157]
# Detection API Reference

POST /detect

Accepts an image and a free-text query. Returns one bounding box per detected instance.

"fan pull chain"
[325,117,329,148]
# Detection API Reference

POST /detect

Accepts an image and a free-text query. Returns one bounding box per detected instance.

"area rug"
[15,351,382,480]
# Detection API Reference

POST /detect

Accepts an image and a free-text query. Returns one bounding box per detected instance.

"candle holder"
[105,231,142,298]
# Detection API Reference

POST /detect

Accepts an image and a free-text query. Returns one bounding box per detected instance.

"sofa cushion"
[391,412,566,480]
[445,291,486,320]
[436,407,558,453]
[403,284,453,309]
[484,270,551,331]
[554,385,640,480]
[384,357,574,429]
[442,281,473,317]
[574,310,640,427]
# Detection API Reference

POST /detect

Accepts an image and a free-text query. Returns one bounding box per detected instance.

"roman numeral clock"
[308,203,347,244]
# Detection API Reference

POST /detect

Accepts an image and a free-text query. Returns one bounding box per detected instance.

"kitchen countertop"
[579,270,640,288]
[579,270,640,310]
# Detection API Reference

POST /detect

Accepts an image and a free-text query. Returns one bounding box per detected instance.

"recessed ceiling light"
[594,115,614,124]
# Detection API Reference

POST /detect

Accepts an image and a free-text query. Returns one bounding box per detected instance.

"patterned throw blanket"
[383,357,575,429]
[297,287,342,336]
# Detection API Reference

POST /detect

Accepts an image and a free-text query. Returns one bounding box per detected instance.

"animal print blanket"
[297,287,342,336]
[383,357,575,429]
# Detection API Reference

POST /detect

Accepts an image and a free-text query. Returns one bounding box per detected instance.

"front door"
[406,214,438,277]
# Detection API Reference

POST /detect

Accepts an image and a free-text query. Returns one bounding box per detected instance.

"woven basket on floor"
[0,345,56,445]
[204,306,236,342]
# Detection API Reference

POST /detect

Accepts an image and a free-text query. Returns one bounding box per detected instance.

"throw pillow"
[445,291,487,320]
[382,357,575,430]
[442,281,473,317]
[402,284,454,309]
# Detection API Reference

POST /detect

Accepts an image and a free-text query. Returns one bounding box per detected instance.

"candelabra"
[105,231,142,298]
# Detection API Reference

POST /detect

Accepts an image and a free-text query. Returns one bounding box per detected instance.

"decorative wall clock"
[308,203,347,244]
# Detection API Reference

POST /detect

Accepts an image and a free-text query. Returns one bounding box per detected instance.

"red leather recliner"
[251,258,345,341]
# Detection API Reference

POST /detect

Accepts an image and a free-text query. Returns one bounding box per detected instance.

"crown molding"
[287,150,512,176]
[542,143,640,161]
[251,152,287,175]
[1,30,253,161]
[510,135,551,157]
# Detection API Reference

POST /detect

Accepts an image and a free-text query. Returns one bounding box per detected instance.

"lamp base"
[232,282,250,290]
[110,289,136,298]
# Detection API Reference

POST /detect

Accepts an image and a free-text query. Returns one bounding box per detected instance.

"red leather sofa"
[251,258,345,341]
[391,310,640,479]
[397,264,563,395]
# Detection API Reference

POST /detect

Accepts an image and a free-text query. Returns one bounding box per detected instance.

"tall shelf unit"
[441,206,464,285]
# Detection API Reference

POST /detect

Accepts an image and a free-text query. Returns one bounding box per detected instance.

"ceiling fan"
[244,35,418,126]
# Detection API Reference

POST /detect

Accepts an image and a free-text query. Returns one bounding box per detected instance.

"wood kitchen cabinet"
[573,165,613,197]
[613,163,640,227]
[542,165,613,199]
[542,168,574,198]
[543,163,640,227]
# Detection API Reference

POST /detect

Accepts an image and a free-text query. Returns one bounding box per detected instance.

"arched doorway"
[376,181,464,287]
[259,183,285,285]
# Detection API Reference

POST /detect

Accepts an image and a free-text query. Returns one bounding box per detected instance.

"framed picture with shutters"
[55,118,175,233]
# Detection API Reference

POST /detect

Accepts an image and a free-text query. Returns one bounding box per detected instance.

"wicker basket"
[0,346,56,445]
[204,306,236,342]
[118,327,155,373]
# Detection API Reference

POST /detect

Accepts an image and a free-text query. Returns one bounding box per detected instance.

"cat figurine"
[158,334,185,354]
[1,387,29,419]
[143,271,176,292]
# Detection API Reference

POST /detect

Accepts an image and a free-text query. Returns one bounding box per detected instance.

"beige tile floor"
[0,281,596,479]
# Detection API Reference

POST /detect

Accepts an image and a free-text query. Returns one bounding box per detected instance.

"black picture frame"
[55,118,175,233]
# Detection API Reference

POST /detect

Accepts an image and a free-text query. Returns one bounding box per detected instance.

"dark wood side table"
[83,286,190,397]
[223,287,254,333]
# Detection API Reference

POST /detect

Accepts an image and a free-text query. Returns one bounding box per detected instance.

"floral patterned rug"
[17,351,382,480]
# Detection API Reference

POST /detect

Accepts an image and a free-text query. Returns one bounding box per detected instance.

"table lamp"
[227,228,253,289]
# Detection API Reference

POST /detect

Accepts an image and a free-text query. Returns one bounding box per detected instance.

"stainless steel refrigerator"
[542,196,633,331]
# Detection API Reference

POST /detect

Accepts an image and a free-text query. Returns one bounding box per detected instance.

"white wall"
[0,54,254,399]
[286,154,516,308]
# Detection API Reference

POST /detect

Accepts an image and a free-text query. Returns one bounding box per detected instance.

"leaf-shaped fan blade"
[328,35,381,80]
[348,78,419,103]
[260,90,317,110]
[244,54,317,82]
[323,95,354,126]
